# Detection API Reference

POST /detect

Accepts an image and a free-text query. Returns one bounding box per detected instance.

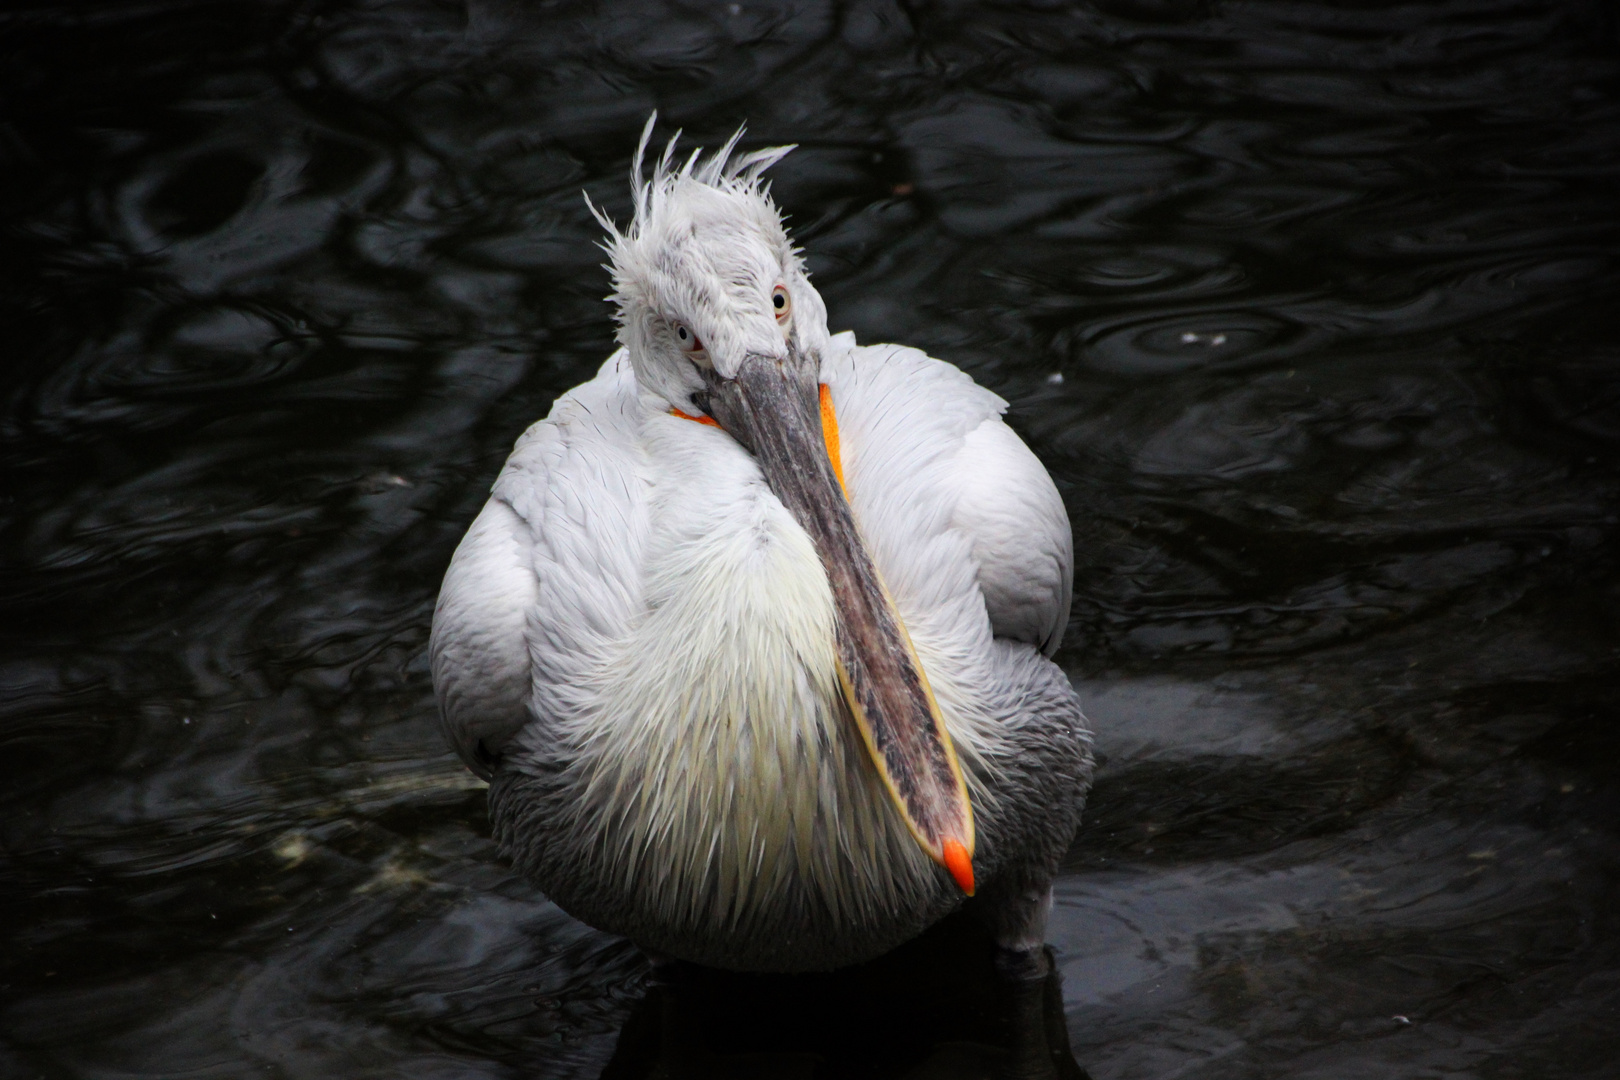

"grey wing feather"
[430,354,647,778]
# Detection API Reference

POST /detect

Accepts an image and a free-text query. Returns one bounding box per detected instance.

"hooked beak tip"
[942,837,975,896]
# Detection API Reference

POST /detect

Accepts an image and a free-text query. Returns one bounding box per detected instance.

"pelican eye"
[672,321,705,356]
[772,285,792,323]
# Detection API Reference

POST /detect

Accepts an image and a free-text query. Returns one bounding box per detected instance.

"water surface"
[3,1,1619,1077]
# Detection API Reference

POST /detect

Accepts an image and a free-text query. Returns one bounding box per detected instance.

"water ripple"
[2,0,1618,1077]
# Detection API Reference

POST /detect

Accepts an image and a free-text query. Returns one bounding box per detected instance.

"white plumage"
[430,118,1091,972]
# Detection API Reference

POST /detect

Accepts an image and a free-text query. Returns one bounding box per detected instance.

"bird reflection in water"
[600,913,1087,1080]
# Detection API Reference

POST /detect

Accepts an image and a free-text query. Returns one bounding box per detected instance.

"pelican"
[429,117,1093,977]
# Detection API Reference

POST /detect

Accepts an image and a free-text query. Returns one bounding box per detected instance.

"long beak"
[699,347,977,895]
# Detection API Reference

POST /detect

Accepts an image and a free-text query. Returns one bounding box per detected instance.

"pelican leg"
[977,880,1093,1080]
[600,957,703,1080]
[645,963,702,1080]
[998,951,1091,1080]
[987,881,1055,981]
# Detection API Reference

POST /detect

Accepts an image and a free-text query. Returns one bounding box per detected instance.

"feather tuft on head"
[584,113,825,407]
[588,112,798,275]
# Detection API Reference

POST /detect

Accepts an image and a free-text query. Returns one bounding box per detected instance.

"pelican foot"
[996,948,1091,1080]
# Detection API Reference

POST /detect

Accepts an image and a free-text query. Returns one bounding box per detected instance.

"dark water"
[4,0,1620,1076]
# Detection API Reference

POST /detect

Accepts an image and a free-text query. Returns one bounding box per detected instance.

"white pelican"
[430,117,1093,975]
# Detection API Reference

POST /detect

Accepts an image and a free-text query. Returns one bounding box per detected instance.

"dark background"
[2,0,1619,1076]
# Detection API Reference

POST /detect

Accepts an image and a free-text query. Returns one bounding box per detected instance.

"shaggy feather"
[431,121,1092,971]
[585,113,829,412]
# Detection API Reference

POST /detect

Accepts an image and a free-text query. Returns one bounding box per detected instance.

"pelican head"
[587,116,977,897]
[591,115,833,416]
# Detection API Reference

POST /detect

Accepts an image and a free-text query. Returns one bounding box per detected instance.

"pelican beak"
[698,347,977,895]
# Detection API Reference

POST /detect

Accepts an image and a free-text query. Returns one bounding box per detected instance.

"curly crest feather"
[588,112,797,252]
[583,114,825,406]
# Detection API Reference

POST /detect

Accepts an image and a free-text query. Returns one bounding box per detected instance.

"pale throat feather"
[546,419,937,931]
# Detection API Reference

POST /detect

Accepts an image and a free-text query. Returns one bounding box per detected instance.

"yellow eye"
[772,285,792,322]
[672,321,705,355]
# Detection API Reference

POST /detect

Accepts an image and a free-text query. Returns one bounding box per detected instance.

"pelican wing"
[949,416,1073,656]
[431,495,537,777]
[430,353,648,777]
[823,336,1073,659]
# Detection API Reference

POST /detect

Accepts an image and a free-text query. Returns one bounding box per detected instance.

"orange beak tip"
[942,838,975,896]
